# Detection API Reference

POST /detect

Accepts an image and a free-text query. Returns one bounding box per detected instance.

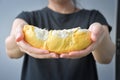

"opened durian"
[23,25,92,54]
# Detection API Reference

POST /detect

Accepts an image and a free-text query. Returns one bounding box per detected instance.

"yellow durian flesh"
[23,25,92,54]
[23,25,46,49]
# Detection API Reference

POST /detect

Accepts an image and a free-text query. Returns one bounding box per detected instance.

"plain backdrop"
[0,0,117,80]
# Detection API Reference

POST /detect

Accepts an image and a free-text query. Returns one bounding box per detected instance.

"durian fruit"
[23,25,92,54]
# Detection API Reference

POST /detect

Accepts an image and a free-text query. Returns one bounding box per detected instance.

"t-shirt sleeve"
[89,10,112,32]
[16,11,33,24]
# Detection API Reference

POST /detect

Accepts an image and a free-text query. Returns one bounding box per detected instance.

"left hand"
[60,22,106,59]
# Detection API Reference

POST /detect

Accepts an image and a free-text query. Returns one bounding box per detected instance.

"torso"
[17,7,110,80]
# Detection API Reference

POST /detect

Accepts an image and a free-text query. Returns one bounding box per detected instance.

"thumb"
[16,32,24,42]
[91,32,97,42]
[88,23,101,42]
[15,26,24,42]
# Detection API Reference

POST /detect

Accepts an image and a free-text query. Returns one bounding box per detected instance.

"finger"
[27,52,59,59]
[77,42,96,54]
[60,53,70,58]
[50,52,59,58]
[60,52,82,59]
[60,52,84,59]
[60,49,88,58]
[61,42,97,59]
[89,23,103,42]
[16,33,24,42]
[17,40,49,55]
[89,27,99,42]
[18,43,58,59]
[15,25,24,42]
[69,51,86,59]
[91,32,97,42]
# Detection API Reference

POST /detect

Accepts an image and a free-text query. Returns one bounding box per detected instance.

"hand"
[15,25,59,59]
[60,22,105,59]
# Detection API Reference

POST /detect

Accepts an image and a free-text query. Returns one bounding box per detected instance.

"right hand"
[15,25,59,59]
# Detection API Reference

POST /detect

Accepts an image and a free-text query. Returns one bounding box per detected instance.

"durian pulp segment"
[23,25,46,49]
[23,25,92,54]
[34,27,48,40]
[51,27,81,38]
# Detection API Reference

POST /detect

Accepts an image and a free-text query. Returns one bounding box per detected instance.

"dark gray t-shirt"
[16,7,111,80]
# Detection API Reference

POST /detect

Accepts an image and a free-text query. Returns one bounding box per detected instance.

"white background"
[0,0,117,80]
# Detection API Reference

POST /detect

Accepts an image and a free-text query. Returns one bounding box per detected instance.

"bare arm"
[5,18,59,59]
[5,18,28,58]
[92,24,115,64]
[60,23,115,64]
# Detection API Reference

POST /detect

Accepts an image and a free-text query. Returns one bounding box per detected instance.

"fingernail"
[51,53,59,58]
[44,51,49,54]
[60,54,65,58]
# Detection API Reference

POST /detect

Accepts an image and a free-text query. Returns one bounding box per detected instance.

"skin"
[5,0,115,64]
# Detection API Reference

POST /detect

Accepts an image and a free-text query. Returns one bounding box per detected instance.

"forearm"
[5,36,24,58]
[92,26,115,64]
[5,18,28,58]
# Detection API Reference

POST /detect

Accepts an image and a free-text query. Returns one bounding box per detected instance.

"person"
[5,0,115,80]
